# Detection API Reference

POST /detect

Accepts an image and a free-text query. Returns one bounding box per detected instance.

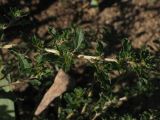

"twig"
[45,48,118,63]
[45,48,60,56]
[0,77,37,89]
[0,44,17,49]
[66,112,74,119]
[81,91,92,114]
[77,54,118,63]
[91,96,128,120]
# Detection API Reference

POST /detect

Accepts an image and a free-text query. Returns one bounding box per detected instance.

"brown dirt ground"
[1,0,160,52]
[29,0,160,52]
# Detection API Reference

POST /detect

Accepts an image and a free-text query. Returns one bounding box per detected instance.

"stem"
[81,91,92,114]
[66,112,74,119]
[91,96,128,120]
[45,48,118,63]
[0,77,37,88]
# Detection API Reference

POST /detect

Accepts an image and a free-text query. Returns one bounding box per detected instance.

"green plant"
[0,23,160,120]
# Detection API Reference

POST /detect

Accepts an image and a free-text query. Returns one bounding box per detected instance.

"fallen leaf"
[34,69,70,116]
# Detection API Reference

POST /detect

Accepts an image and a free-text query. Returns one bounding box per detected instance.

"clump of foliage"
[0,7,160,120]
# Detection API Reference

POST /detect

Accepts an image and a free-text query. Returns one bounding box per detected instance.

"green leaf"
[35,54,43,64]
[13,51,31,72]
[74,28,84,52]
[122,38,132,52]
[29,79,41,86]
[0,99,15,120]
[96,41,104,55]
[63,52,73,71]
[90,0,99,7]
[9,8,23,18]
[0,62,15,120]
[48,27,56,35]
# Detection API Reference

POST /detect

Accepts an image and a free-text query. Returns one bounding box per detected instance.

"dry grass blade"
[34,69,70,116]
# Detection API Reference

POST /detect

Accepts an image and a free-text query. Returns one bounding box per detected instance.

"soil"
[1,0,160,52]
[35,0,160,52]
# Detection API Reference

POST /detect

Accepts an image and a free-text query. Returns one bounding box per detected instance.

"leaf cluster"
[0,25,159,120]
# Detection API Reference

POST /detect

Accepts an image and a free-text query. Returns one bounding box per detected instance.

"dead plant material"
[34,69,70,116]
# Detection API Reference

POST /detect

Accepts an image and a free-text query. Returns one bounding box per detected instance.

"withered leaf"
[34,69,70,116]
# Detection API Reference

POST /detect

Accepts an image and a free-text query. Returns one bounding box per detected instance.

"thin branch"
[45,48,118,63]
[0,44,17,49]
[0,77,37,89]
[45,48,60,56]
[77,54,118,63]
[91,96,128,120]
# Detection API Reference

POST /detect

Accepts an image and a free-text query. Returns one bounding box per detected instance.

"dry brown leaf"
[34,69,70,116]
